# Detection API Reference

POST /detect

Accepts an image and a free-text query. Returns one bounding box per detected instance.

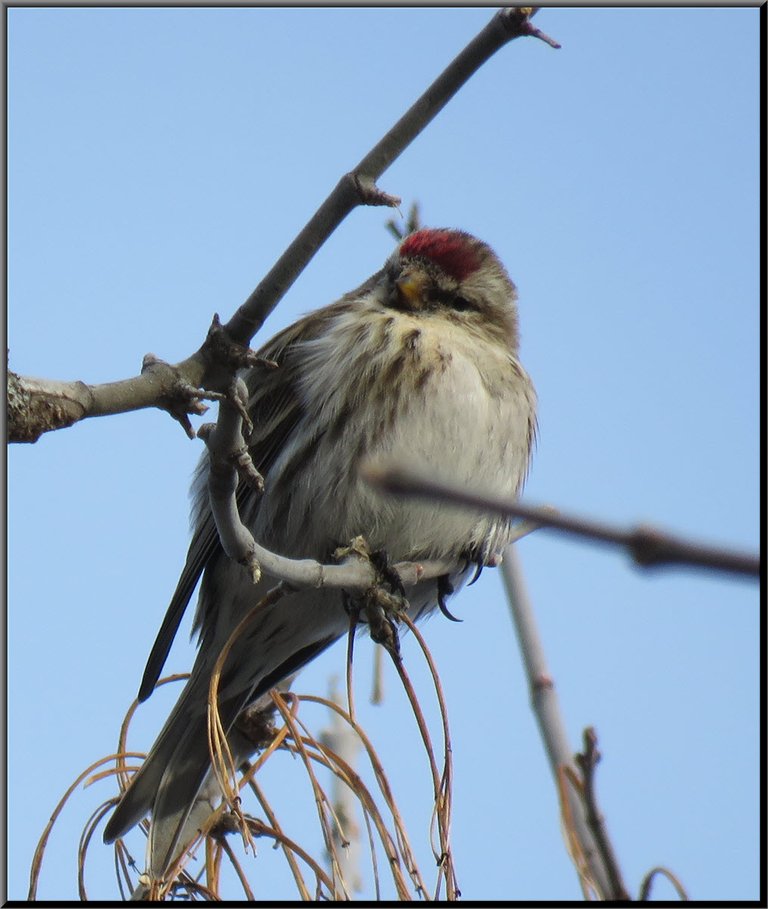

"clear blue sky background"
[6,6,760,902]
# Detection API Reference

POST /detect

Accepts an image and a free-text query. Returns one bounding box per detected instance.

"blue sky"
[6,6,760,902]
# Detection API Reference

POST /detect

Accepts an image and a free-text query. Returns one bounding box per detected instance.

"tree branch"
[198,378,265,582]
[7,7,559,444]
[224,7,559,346]
[501,545,615,898]
[6,314,256,443]
[6,357,214,443]
[364,464,760,580]
[202,512,538,600]
[572,728,631,900]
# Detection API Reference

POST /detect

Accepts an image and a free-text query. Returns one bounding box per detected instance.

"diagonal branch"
[8,7,559,444]
[501,546,615,898]
[364,463,760,580]
[572,727,631,900]
[223,7,559,346]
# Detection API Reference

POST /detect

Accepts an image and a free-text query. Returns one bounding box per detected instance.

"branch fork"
[9,8,559,445]
[141,353,220,439]
[350,174,401,210]
[198,314,278,392]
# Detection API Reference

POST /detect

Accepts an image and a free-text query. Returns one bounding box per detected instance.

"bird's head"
[381,228,519,347]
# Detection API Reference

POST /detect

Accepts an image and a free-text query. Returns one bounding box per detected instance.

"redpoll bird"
[103,228,537,884]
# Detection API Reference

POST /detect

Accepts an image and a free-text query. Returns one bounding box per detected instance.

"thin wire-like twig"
[271,693,354,900]
[245,816,339,897]
[77,800,116,901]
[39,622,468,900]
[206,584,292,849]
[557,767,601,900]
[215,836,256,900]
[398,615,459,901]
[28,751,143,900]
[301,693,426,900]
[113,838,138,901]
[245,776,313,900]
[638,864,690,901]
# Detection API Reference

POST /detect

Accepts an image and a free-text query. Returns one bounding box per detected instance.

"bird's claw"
[437,574,462,622]
[362,586,405,657]
[335,538,409,657]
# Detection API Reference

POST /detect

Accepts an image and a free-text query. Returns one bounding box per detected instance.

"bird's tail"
[103,664,247,875]
[103,585,350,882]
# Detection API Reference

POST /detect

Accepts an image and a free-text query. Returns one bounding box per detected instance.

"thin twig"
[364,463,760,579]
[574,728,631,901]
[271,693,353,899]
[301,693,427,899]
[638,864,690,901]
[246,777,313,900]
[245,816,339,898]
[198,377,264,581]
[28,752,145,900]
[321,679,363,893]
[399,615,459,901]
[500,545,613,898]
[207,585,292,853]
[215,833,257,900]
[557,767,602,899]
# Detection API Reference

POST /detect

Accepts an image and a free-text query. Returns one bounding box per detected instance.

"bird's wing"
[137,308,343,702]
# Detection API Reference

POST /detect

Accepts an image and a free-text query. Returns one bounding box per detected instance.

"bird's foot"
[362,584,407,657]
[335,537,409,658]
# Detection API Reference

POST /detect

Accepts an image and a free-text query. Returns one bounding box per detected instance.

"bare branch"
[194,7,559,576]
[191,400,542,598]
[504,545,687,901]
[222,6,559,346]
[8,9,558,444]
[196,511,538,603]
[364,463,760,580]
[198,378,265,583]
[501,545,614,898]
[7,357,215,443]
[7,312,283,443]
[573,728,631,900]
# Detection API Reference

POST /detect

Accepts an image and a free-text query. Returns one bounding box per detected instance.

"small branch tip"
[528,26,562,50]
[351,174,402,209]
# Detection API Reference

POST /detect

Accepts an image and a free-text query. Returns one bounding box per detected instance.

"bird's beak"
[394,269,428,310]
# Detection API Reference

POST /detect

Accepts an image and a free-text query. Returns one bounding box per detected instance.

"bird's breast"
[255,305,533,564]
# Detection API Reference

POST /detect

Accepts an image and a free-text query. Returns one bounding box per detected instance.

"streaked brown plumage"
[103,228,537,886]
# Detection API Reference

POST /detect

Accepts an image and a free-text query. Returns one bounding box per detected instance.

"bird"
[103,227,537,889]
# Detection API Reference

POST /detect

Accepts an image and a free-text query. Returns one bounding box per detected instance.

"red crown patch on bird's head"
[399,229,482,283]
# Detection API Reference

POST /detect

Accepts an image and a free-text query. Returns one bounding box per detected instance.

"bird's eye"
[425,287,476,312]
[452,296,474,312]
